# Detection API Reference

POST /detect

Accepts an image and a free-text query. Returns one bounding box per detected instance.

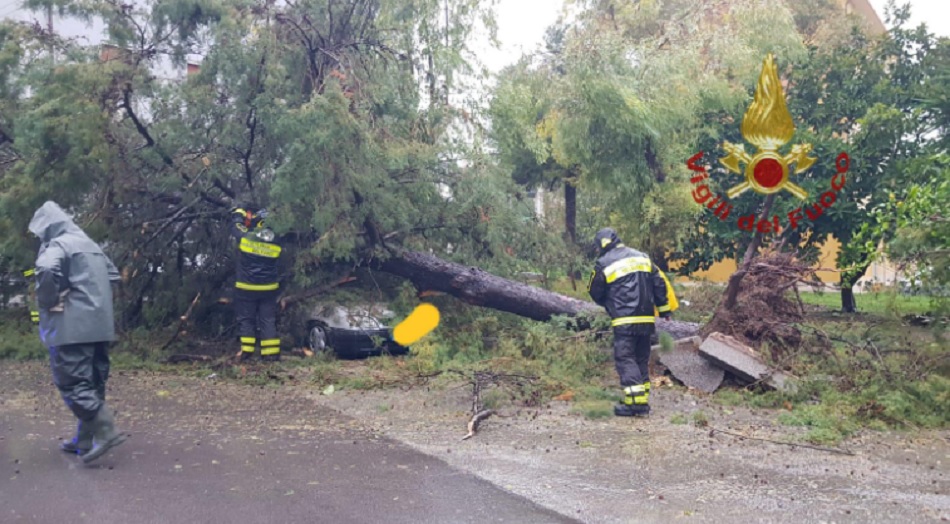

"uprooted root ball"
[702,251,822,360]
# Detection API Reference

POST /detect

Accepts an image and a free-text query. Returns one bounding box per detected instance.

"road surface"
[0,362,576,524]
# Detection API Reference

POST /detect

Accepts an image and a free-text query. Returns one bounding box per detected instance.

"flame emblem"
[720,54,816,199]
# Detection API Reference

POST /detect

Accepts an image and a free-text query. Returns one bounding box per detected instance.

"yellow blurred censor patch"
[393,303,440,346]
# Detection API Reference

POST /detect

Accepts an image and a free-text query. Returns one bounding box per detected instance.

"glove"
[257,209,269,220]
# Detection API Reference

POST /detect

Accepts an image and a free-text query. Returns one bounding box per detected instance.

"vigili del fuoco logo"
[686,53,850,233]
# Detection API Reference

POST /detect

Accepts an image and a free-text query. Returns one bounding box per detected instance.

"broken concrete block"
[655,337,725,394]
[699,332,797,392]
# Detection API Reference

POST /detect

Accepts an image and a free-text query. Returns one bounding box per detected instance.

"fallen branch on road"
[710,427,856,456]
[462,410,496,441]
[419,368,539,441]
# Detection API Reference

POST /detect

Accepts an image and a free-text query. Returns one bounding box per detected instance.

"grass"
[798,290,933,316]
[692,410,710,428]
[691,282,950,444]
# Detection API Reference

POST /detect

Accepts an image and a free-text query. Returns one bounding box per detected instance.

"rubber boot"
[60,419,92,455]
[614,385,650,417]
[81,403,127,464]
[614,403,651,417]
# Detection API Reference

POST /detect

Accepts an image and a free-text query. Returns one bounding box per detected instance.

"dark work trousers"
[234,290,280,355]
[612,325,653,388]
[48,342,110,421]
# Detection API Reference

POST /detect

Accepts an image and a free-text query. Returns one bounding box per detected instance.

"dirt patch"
[312,367,949,524]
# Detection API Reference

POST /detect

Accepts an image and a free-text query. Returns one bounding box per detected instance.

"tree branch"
[121,84,187,182]
[243,107,257,191]
[710,427,855,456]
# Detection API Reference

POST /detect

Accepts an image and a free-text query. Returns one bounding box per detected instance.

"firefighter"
[28,201,125,464]
[587,228,673,417]
[229,203,283,362]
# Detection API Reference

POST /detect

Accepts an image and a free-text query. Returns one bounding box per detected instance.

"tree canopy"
[1,0,561,329]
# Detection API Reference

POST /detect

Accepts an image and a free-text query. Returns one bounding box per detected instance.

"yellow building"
[692,237,843,284]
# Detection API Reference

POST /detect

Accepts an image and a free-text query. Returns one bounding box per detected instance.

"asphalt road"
[0,363,577,524]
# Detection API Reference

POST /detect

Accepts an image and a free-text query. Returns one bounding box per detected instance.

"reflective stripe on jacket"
[230,209,282,292]
[587,244,670,329]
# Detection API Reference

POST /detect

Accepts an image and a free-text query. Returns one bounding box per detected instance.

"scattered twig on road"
[166,354,213,364]
[462,409,496,441]
[710,427,856,456]
[419,369,539,440]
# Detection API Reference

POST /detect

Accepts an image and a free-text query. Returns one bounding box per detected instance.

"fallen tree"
[378,249,700,340]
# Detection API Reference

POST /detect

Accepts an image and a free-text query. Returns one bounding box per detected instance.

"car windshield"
[350,314,383,329]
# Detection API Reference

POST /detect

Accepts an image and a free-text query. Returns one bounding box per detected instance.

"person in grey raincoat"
[29,201,126,464]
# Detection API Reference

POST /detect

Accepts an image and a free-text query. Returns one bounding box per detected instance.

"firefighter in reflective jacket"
[229,204,283,362]
[588,228,673,417]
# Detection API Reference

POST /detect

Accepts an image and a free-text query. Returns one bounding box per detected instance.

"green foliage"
[0,0,566,337]
[874,374,950,428]
[691,410,709,428]
[881,155,950,305]
[492,0,806,261]
[0,312,47,360]
[777,403,859,444]
[674,3,944,310]
[657,331,674,353]
[689,280,949,441]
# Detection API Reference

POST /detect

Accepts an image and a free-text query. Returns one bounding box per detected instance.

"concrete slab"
[698,332,797,392]
[655,337,725,393]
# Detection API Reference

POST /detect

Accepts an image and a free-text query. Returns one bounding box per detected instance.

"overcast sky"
[1,0,945,80]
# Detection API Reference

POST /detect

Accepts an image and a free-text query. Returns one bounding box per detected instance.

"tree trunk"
[379,249,699,340]
[841,285,857,313]
[839,261,870,313]
[721,194,776,311]
[564,181,576,245]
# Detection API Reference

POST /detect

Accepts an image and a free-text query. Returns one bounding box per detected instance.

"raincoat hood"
[594,227,622,256]
[29,201,81,243]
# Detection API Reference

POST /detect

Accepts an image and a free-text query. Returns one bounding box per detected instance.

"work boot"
[614,403,651,417]
[60,419,92,455]
[615,384,650,417]
[240,351,255,362]
[262,353,280,363]
[81,403,127,464]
